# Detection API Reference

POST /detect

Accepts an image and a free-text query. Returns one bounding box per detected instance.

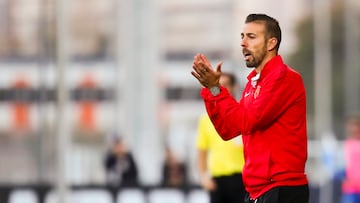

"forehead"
[241,21,266,35]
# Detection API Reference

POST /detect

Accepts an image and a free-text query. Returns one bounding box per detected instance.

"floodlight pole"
[314,1,333,203]
[55,0,70,202]
[344,0,360,115]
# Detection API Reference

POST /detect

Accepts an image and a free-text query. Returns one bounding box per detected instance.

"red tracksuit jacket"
[201,55,308,199]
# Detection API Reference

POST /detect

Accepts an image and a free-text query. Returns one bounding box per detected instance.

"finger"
[194,63,208,76]
[198,62,209,73]
[200,54,212,68]
[191,71,207,87]
[192,63,207,79]
[199,54,211,69]
[216,61,223,73]
[191,71,201,80]
[192,63,204,76]
[199,54,208,62]
[193,59,203,68]
[194,53,202,62]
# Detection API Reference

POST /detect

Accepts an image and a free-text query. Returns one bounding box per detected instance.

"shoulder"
[285,65,305,84]
[269,61,303,82]
[286,65,302,76]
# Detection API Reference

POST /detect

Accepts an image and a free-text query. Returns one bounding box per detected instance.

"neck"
[255,52,277,73]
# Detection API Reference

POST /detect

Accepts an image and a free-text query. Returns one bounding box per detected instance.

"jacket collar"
[247,55,284,82]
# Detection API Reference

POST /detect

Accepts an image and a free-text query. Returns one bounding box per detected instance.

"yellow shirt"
[196,114,245,177]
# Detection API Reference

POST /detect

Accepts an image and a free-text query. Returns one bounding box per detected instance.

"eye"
[248,34,256,39]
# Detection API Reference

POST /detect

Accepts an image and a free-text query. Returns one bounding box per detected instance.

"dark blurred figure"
[104,137,139,186]
[161,147,188,187]
[342,113,360,203]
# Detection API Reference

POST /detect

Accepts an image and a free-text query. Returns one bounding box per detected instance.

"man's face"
[241,22,268,68]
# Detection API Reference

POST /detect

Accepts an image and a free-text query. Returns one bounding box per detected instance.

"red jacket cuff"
[200,86,227,100]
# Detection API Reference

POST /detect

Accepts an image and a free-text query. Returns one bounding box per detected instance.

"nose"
[241,38,247,47]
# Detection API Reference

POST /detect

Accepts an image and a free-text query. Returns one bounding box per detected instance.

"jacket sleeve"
[244,69,305,133]
[201,86,244,140]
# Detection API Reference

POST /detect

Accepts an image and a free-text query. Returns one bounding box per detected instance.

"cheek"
[250,40,264,51]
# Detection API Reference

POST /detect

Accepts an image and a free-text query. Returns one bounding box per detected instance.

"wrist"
[209,86,220,96]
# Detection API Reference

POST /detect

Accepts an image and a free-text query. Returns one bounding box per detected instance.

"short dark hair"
[245,14,282,51]
[221,72,237,86]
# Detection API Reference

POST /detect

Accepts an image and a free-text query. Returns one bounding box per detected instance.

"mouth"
[243,52,252,61]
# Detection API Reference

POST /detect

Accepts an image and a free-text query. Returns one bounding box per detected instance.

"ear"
[267,37,278,51]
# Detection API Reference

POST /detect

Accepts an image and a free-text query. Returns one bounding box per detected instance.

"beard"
[244,46,267,68]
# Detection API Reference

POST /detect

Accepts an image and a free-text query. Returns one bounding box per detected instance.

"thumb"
[216,61,223,73]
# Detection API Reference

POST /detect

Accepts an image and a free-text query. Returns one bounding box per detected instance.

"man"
[104,137,139,186]
[191,14,309,203]
[161,146,188,187]
[196,72,246,203]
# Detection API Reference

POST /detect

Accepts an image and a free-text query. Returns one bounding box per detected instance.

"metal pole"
[119,0,135,144]
[344,0,360,115]
[36,0,49,183]
[113,0,126,139]
[55,0,70,201]
[314,0,332,138]
[314,1,333,203]
[121,0,161,184]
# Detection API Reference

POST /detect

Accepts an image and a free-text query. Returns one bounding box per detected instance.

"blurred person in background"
[342,113,360,203]
[191,14,309,203]
[161,146,188,187]
[104,136,139,186]
[196,72,246,203]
